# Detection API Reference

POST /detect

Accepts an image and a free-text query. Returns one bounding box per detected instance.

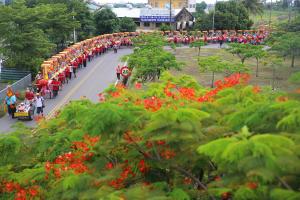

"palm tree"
[240,0,264,15]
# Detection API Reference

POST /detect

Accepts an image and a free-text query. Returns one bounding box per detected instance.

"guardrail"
[0,73,31,101]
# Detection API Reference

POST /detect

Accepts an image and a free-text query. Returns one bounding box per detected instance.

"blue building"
[0,0,12,5]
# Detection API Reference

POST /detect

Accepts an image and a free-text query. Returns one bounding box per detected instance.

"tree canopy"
[94,8,119,35]
[270,32,300,68]
[126,33,181,82]
[0,0,93,73]
[0,1,55,72]
[195,0,253,30]
[1,70,300,199]
[119,17,137,32]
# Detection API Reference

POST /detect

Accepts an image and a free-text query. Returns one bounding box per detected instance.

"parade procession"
[4,28,270,121]
[35,32,135,99]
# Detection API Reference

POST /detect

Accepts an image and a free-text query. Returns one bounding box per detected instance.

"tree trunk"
[211,71,215,88]
[291,54,295,68]
[272,67,275,90]
[256,58,259,77]
[241,58,245,64]
[198,47,201,57]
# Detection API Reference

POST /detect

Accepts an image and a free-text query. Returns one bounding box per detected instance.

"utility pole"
[169,0,172,31]
[212,0,217,30]
[73,8,76,43]
[288,0,292,25]
[269,0,272,29]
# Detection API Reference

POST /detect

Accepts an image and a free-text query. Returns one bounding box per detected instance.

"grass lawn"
[169,47,300,92]
[250,9,296,28]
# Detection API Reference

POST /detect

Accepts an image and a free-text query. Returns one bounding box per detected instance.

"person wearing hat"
[35,93,45,117]
[4,85,17,118]
[35,71,43,80]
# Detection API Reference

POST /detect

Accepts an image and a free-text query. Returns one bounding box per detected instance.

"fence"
[0,68,30,81]
[0,73,31,101]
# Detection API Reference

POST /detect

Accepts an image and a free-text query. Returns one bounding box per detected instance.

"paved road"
[0,48,133,134]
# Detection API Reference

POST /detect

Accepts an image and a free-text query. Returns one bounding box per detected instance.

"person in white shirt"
[35,93,45,116]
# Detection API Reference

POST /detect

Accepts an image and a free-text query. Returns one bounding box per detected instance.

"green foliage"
[189,40,206,57]
[30,0,95,40]
[170,188,190,200]
[1,39,300,199]
[159,24,171,31]
[0,0,93,73]
[0,1,55,72]
[119,17,137,32]
[279,16,300,32]
[195,1,253,30]
[270,32,300,67]
[94,8,119,34]
[270,188,300,200]
[240,0,263,15]
[127,33,181,82]
[198,127,300,197]
[289,72,300,84]
[0,135,21,165]
[193,1,207,18]
[198,56,248,87]
[227,43,259,64]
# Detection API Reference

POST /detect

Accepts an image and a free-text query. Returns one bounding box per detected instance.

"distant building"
[111,7,194,30]
[0,0,12,5]
[5,0,12,5]
[148,0,196,13]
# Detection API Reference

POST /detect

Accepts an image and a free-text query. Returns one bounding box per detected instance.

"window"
[189,4,192,8]
[144,22,150,27]
[155,2,158,7]
[193,4,196,8]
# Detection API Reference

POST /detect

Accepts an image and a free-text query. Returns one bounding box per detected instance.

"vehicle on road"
[14,101,35,120]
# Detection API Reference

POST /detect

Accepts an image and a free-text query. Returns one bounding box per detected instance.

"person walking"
[116,65,121,80]
[51,78,60,98]
[35,93,45,117]
[71,59,78,78]
[83,52,87,67]
[4,85,17,118]
[219,34,224,48]
[68,65,73,80]
[113,44,118,53]
[25,88,35,102]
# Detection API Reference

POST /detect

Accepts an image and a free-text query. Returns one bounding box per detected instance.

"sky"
[95,0,219,5]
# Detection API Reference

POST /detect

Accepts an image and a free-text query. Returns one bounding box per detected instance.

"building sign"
[140,8,175,22]
[140,16,175,22]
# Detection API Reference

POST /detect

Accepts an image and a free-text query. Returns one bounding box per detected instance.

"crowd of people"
[2,29,268,119]
[35,34,134,100]
[3,33,135,119]
[166,30,269,47]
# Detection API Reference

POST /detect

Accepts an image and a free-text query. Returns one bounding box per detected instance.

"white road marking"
[46,58,105,119]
